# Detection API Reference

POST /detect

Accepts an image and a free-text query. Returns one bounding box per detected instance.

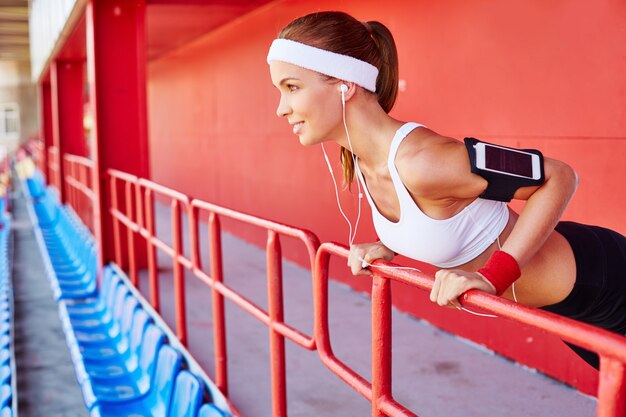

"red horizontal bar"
[379,397,420,417]
[109,207,140,232]
[190,264,315,349]
[191,199,319,265]
[138,177,190,203]
[64,153,95,168]
[108,168,139,183]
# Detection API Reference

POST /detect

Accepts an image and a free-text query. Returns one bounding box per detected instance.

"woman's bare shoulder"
[395,128,461,178]
[395,128,485,199]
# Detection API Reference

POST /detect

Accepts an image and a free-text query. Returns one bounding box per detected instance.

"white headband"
[266,39,378,93]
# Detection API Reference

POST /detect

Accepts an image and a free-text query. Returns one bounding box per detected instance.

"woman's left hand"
[430,269,497,308]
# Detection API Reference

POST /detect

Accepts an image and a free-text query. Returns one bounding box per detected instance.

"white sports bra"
[355,122,509,268]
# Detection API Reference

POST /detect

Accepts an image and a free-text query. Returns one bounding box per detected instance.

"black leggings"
[540,221,626,369]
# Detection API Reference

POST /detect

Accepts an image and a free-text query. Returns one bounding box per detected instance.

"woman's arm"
[397,135,579,306]
[500,158,578,266]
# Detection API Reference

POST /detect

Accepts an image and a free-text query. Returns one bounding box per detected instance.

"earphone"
[340,83,349,94]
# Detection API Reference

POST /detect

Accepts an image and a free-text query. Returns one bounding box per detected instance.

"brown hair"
[278,11,399,186]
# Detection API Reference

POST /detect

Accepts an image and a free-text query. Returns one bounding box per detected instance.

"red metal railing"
[107,169,321,417]
[108,170,141,287]
[47,146,60,190]
[109,172,192,323]
[188,199,320,413]
[63,154,96,234]
[315,242,626,417]
[103,167,626,417]
[137,178,190,342]
[29,138,46,176]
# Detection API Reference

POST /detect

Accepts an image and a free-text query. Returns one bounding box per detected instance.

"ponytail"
[368,21,399,114]
[341,20,399,187]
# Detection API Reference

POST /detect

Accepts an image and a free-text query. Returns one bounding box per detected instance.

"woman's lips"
[292,121,304,135]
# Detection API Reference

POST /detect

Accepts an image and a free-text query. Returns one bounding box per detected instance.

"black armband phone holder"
[464,137,545,202]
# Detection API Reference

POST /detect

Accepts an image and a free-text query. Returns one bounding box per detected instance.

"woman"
[267,11,626,369]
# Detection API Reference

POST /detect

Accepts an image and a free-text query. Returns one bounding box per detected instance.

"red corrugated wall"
[147,0,626,395]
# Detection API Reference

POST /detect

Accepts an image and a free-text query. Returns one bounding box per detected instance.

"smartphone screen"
[485,145,533,177]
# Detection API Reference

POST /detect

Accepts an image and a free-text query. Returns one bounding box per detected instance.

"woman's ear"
[338,82,356,101]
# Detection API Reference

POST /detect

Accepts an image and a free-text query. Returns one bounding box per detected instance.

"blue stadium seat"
[25,171,46,198]
[0,384,10,408]
[79,298,142,362]
[89,323,165,402]
[82,303,145,379]
[198,403,226,417]
[72,286,130,345]
[0,335,8,350]
[94,344,183,417]
[143,345,183,416]
[73,290,137,335]
[0,366,9,385]
[81,307,151,363]
[65,271,120,319]
[32,189,60,227]
[168,371,204,417]
[0,351,8,366]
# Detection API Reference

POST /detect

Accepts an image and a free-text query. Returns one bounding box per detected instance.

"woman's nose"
[276,96,291,117]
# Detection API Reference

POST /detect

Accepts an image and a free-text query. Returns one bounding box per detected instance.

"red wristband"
[477,250,521,296]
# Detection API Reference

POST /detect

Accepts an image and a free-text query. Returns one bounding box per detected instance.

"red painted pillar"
[86,0,149,269]
[51,60,86,202]
[38,82,53,184]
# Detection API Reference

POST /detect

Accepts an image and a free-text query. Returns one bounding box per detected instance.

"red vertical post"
[171,199,187,346]
[125,180,138,286]
[371,274,392,417]
[109,176,123,268]
[85,0,149,273]
[71,160,77,210]
[78,162,84,225]
[313,248,332,356]
[62,158,70,207]
[68,160,75,212]
[267,231,287,417]
[50,60,85,202]
[209,212,228,395]
[144,189,160,312]
[38,81,53,183]
[597,356,626,417]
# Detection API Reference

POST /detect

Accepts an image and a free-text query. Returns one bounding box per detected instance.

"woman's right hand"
[348,241,396,276]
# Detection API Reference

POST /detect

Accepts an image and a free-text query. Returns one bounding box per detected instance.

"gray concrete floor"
[130,203,598,417]
[11,191,89,416]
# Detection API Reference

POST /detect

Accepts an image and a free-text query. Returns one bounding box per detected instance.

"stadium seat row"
[27,182,97,300]
[0,214,15,417]
[24,174,230,417]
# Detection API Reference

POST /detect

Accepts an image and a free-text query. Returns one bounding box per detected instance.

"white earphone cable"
[321,143,356,246]
[341,87,363,246]
[321,86,363,248]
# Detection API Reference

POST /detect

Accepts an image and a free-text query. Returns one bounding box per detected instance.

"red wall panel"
[147,0,626,395]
